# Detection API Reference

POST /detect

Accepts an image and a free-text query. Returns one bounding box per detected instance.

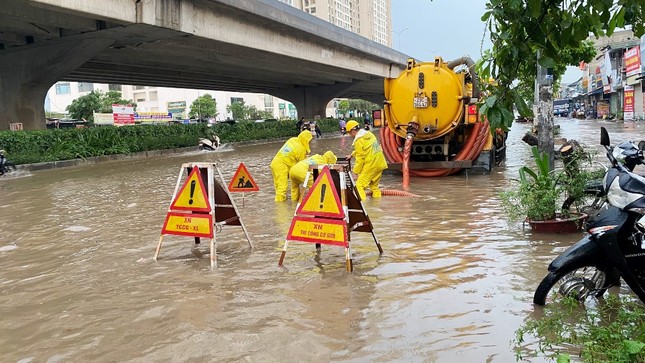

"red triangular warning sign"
[296,166,344,219]
[169,166,211,212]
[228,163,259,192]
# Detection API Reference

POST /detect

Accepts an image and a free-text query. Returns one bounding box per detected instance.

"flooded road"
[1,119,644,362]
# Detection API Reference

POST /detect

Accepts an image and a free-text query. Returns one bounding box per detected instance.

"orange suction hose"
[380,121,490,181]
[366,189,420,197]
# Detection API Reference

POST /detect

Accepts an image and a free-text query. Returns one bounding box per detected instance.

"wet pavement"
[1,119,644,362]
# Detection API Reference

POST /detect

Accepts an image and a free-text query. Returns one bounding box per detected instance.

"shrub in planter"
[500,146,593,232]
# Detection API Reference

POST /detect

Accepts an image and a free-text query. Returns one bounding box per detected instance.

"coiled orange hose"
[379,121,490,186]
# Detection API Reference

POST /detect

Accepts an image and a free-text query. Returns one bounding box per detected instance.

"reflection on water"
[0,120,643,362]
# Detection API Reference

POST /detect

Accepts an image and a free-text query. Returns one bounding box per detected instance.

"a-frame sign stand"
[155,162,253,268]
[278,164,382,272]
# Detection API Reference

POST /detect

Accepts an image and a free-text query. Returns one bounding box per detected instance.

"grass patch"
[515,295,645,362]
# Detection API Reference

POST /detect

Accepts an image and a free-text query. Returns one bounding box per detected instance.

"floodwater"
[1,119,644,362]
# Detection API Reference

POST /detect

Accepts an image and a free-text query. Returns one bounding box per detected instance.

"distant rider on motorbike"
[0,149,16,175]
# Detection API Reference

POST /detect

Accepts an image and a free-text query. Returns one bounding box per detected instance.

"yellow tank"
[380,56,505,178]
[384,57,472,140]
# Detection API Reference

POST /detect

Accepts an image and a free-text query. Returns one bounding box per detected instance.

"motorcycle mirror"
[639,140,645,151]
[600,127,610,147]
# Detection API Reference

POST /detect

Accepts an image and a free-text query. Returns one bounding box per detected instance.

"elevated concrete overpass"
[0,0,409,130]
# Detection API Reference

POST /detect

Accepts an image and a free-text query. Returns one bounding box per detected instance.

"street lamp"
[392,27,408,50]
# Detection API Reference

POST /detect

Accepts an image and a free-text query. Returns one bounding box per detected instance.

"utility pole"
[535,50,555,170]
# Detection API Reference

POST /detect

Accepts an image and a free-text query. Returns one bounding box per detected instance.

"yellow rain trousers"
[270,130,313,201]
[351,130,388,200]
[289,151,337,201]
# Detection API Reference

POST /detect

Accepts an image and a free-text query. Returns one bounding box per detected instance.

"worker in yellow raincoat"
[289,150,337,201]
[346,120,388,199]
[270,130,313,201]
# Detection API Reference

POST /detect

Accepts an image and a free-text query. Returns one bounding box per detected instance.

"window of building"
[108,84,122,91]
[134,92,146,102]
[264,95,274,108]
[310,7,316,13]
[55,82,71,95]
[133,85,146,90]
[77,82,94,93]
[231,97,244,104]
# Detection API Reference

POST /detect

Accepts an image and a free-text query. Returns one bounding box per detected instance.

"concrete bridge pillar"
[274,83,356,120]
[0,38,114,130]
[274,81,385,120]
[273,86,332,120]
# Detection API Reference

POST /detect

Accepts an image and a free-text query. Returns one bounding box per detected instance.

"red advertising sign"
[625,46,641,77]
[112,104,135,126]
[624,86,635,120]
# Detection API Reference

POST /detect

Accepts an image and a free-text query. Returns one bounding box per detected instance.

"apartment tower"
[280,0,392,47]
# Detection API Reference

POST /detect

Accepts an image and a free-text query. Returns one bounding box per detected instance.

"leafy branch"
[478,0,644,132]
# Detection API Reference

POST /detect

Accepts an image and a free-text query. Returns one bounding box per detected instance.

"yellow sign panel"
[228,163,259,192]
[296,166,344,218]
[287,217,347,247]
[162,212,213,238]
[170,166,211,212]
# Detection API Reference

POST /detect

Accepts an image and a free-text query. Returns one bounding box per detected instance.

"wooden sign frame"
[278,164,382,271]
[155,162,253,268]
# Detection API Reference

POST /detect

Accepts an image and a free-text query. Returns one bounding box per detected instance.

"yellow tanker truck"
[381,57,506,185]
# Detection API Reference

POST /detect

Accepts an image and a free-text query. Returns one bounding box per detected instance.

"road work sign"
[162,212,213,238]
[278,164,383,272]
[169,166,211,212]
[156,163,253,268]
[287,216,347,247]
[295,166,344,219]
[228,163,259,192]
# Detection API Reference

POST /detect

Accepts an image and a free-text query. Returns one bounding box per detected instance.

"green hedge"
[0,118,351,165]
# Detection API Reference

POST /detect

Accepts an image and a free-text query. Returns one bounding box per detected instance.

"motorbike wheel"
[533,265,615,305]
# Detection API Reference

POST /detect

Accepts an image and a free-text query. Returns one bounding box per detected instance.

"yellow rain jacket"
[270,130,313,201]
[351,129,388,199]
[289,151,337,201]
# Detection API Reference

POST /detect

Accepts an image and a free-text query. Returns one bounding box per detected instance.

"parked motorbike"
[198,135,220,151]
[561,140,644,217]
[0,150,17,176]
[533,127,645,305]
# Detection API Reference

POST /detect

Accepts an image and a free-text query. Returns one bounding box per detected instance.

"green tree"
[227,100,246,120]
[66,91,101,121]
[66,90,136,122]
[337,99,350,117]
[479,0,644,165]
[246,105,272,120]
[100,90,136,113]
[348,99,380,116]
[189,94,217,121]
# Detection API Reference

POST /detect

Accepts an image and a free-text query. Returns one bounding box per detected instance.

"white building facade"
[46,83,297,121]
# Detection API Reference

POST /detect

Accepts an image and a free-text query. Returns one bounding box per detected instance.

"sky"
[390,0,581,84]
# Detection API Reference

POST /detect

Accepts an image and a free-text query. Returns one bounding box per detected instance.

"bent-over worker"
[270,130,313,201]
[345,120,388,200]
[289,151,337,201]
